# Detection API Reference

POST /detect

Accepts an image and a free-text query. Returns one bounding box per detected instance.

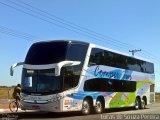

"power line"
[16,0,132,49]
[0,1,132,51]
[0,1,95,40]
[0,25,39,42]
[11,0,160,61]
[14,0,160,64]
[0,1,92,39]
[143,50,160,62]
[0,1,159,89]
[17,1,160,63]
[4,1,135,50]
[0,26,39,40]
[1,0,160,66]
[0,1,159,85]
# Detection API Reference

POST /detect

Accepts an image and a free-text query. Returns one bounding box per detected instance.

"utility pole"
[129,49,142,56]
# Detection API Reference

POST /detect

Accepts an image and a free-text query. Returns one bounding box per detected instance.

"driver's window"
[63,66,74,90]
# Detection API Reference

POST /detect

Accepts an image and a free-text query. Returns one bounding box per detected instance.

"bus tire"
[135,97,141,110]
[142,96,147,109]
[141,99,146,109]
[82,98,92,115]
[94,99,104,114]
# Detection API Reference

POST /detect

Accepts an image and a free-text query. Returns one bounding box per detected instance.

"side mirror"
[55,61,81,76]
[10,62,24,76]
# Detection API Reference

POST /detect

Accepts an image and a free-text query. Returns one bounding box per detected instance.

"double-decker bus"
[10,40,155,114]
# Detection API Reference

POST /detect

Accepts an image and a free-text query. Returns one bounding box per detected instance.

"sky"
[0,0,160,92]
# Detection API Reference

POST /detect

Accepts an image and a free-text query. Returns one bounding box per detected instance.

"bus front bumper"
[20,100,62,112]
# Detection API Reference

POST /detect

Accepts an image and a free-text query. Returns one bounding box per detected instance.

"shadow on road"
[105,107,149,113]
[0,107,150,119]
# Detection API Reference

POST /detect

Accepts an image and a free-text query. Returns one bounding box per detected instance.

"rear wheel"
[141,99,146,109]
[94,99,104,114]
[82,99,91,115]
[9,100,18,112]
[135,98,141,110]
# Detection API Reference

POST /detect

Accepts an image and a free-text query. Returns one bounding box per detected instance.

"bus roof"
[34,39,89,45]
[33,40,153,63]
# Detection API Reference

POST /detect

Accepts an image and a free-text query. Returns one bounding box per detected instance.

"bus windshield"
[21,68,62,94]
[22,41,89,94]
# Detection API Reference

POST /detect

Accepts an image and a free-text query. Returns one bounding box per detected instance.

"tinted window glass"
[89,48,128,69]
[89,48,154,74]
[63,43,88,90]
[84,78,136,92]
[21,68,61,94]
[66,43,88,61]
[88,47,104,66]
[61,66,74,90]
[127,58,140,72]
[25,41,68,65]
[145,62,154,73]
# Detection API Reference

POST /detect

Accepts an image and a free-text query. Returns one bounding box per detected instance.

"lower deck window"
[84,78,136,92]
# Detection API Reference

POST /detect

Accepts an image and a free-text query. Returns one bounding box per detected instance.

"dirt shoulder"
[0,104,9,109]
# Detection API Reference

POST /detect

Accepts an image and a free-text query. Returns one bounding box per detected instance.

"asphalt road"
[0,103,160,120]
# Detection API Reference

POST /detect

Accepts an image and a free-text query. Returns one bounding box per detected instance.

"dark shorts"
[15,96,20,101]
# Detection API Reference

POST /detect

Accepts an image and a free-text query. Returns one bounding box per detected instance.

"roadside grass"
[0,87,160,103]
[0,87,14,99]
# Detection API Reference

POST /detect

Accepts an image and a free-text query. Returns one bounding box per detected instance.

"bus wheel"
[141,99,146,109]
[94,99,103,114]
[135,98,141,110]
[82,99,91,115]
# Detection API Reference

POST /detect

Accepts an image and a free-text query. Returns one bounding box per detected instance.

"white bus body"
[11,40,155,114]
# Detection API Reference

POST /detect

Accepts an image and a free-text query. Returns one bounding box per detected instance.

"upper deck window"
[89,48,154,74]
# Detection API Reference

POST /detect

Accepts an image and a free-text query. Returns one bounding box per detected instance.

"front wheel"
[9,100,18,112]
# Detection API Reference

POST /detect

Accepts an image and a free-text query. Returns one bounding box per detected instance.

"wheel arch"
[136,96,141,100]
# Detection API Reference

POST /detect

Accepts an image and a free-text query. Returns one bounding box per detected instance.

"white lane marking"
[0,109,4,112]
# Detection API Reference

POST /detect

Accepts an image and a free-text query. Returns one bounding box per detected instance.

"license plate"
[32,105,40,109]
